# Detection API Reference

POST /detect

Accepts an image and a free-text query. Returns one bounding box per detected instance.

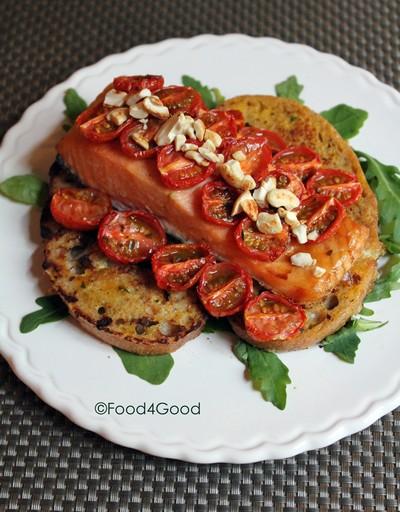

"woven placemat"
[1,0,399,510]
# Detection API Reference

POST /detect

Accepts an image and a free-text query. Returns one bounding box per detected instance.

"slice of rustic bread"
[223,95,383,351]
[41,161,206,355]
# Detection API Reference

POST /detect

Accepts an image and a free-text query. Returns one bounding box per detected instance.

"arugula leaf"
[0,175,48,206]
[181,75,225,109]
[365,258,400,302]
[323,317,387,363]
[320,104,368,139]
[356,151,400,253]
[203,317,232,334]
[275,75,304,104]
[20,295,69,333]
[63,88,87,124]
[233,341,291,410]
[359,305,374,317]
[114,348,174,385]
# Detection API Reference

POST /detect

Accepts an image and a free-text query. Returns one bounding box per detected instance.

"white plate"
[0,34,399,464]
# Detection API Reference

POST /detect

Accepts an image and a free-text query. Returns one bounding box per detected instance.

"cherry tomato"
[156,86,205,116]
[244,291,306,342]
[234,217,289,261]
[151,244,214,291]
[269,170,306,199]
[239,127,287,154]
[98,210,166,264]
[113,75,164,93]
[226,109,245,131]
[296,194,345,243]
[79,111,133,143]
[119,118,162,159]
[197,262,253,317]
[222,136,272,183]
[201,180,240,226]
[157,143,215,189]
[200,109,237,138]
[306,168,362,207]
[50,187,112,231]
[270,146,321,178]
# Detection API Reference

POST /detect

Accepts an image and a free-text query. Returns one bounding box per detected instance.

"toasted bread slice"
[223,95,383,351]
[41,161,206,355]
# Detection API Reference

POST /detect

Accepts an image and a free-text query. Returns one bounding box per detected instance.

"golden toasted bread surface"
[223,95,382,350]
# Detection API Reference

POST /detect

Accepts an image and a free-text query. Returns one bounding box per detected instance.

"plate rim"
[0,33,399,463]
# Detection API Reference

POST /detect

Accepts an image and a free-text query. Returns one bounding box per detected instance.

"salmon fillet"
[57,127,368,304]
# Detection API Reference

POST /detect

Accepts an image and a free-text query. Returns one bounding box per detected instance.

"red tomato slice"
[98,210,166,264]
[157,143,215,189]
[197,262,253,317]
[201,180,240,226]
[113,75,164,93]
[234,217,289,261]
[200,109,237,138]
[306,168,362,206]
[156,86,205,116]
[151,244,214,291]
[119,118,162,159]
[79,112,133,143]
[269,170,306,199]
[222,136,272,183]
[50,187,112,231]
[226,109,245,131]
[270,146,321,178]
[244,291,306,342]
[296,194,345,243]
[239,127,287,154]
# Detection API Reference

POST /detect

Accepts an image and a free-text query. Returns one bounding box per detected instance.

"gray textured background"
[0,0,399,510]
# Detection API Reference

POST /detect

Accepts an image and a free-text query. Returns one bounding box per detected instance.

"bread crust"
[222,95,383,350]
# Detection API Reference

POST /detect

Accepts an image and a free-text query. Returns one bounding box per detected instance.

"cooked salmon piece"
[57,126,368,304]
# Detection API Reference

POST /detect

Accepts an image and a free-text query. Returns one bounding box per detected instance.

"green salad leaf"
[320,104,368,139]
[63,88,87,129]
[114,348,174,385]
[365,258,400,303]
[234,340,291,410]
[20,295,69,333]
[275,75,304,104]
[0,175,48,206]
[203,317,232,334]
[356,151,400,253]
[181,75,225,109]
[322,317,387,363]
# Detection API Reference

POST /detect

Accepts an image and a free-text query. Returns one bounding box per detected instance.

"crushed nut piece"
[142,96,170,120]
[174,134,186,151]
[231,191,259,221]
[267,188,300,210]
[194,119,206,141]
[232,150,246,161]
[256,212,283,234]
[126,88,152,106]
[290,252,315,267]
[129,102,149,120]
[313,266,326,278]
[292,224,308,244]
[185,150,209,167]
[107,107,129,126]
[204,129,222,148]
[104,89,127,107]
[253,177,277,207]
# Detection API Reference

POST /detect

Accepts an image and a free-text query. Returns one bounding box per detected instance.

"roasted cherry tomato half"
[244,291,306,342]
[234,217,289,261]
[226,109,245,131]
[201,180,240,226]
[269,170,306,199]
[50,187,112,231]
[113,75,164,93]
[296,194,345,243]
[222,136,272,183]
[306,168,362,207]
[270,146,321,178]
[157,143,215,189]
[197,262,253,317]
[98,210,166,264]
[239,127,287,154]
[119,118,163,159]
[79,111,133,143]
[200,109,237,138]
[151,243,214,292]
[156,86,205,116]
